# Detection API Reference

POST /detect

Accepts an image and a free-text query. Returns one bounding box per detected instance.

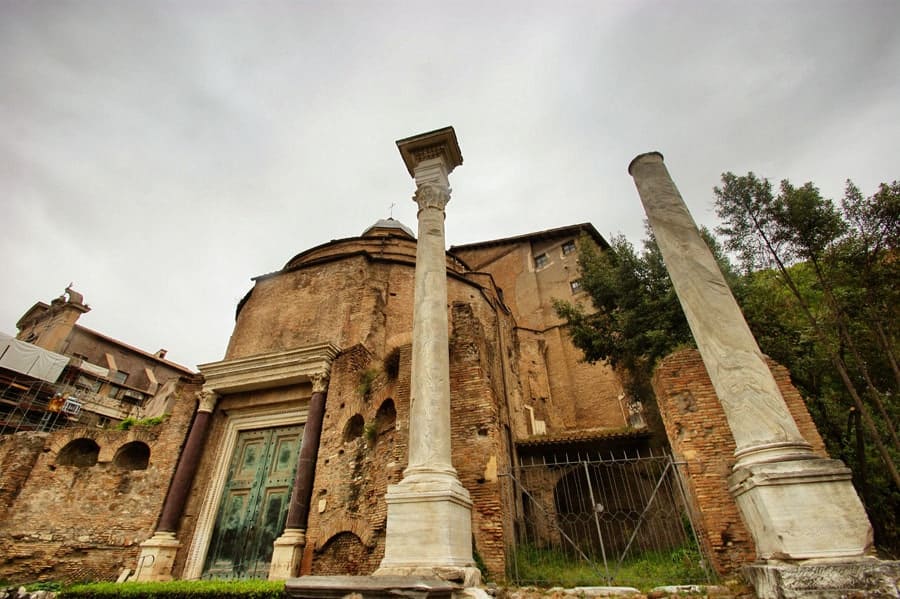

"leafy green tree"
[714,174,899,490]
[553,230,692,403]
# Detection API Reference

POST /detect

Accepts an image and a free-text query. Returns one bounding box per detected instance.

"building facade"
[0,288,199,583]
[134,219,644,582]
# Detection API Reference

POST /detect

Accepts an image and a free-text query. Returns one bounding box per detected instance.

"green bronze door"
[203,425,303,579]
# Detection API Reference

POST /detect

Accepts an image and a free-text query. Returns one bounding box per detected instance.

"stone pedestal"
[378,478,480,585]
[269,528,307,581]
[729,458,872,561]
[134,531,180,581]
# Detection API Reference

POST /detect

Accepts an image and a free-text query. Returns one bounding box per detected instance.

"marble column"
[135,388,219,581]
[628,153,874,591]
[375,127,479,585]
[270,372,329,580]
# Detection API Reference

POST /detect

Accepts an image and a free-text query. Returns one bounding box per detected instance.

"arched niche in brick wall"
[343,414,365,442]
[375,398,396,435]
[113,441,151,470]
[56,438,100,467]
[314,531,376,576]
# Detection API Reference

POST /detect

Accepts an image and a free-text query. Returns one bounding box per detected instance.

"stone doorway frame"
[182,402,309,580]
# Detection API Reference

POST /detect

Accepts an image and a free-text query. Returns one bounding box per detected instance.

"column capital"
[196,388,219,413]
[397,126,462,178]
[310,372,329,394]
[413,183,450,212]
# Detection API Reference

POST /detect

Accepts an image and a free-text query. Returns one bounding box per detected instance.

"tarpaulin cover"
[0,331,70,383]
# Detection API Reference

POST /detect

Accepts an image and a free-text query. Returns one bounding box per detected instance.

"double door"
[203,425,303,578]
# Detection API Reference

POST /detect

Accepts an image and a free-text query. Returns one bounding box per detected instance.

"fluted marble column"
[628,153,872,576]
[270,372,329,579]
[135,388,219,581]
[375,127,479,585]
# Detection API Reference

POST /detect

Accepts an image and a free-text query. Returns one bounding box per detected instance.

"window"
[561,239,576,256]
[534,253,549,269]
[110,370,129,385]
[570,279,583,294]
[75,374,102,393]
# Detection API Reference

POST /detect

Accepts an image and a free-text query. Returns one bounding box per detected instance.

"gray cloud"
[2,0,898,368]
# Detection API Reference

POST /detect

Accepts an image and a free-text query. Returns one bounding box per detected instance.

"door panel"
[203,425,303,579]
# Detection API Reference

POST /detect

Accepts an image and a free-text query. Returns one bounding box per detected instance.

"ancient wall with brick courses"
[304,300,515,579]
[651,349,828,575]
[0,432,47,522]
[447,301,510,577]
[454,244,543,331]
[0,381,198,584]
[305,344,399,576]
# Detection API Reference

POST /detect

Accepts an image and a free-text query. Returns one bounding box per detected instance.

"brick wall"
[0,381,198,584]
[652,349,827,574]
[0,432,46,522]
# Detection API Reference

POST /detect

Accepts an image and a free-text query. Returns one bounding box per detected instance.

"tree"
[553,227,733,409]
[714,173,900,492]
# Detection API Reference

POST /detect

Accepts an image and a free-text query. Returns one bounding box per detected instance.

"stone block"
[729,458,872,560]
[743,559,900,598]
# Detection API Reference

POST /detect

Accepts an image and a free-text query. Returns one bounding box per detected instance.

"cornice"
[198,342,340,394]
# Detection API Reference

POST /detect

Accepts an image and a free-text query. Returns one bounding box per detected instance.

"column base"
[743,558,900,599]
[134,531,181,581]
[269,528,307,580]
[728,457,873,560]
[375,475,481,587]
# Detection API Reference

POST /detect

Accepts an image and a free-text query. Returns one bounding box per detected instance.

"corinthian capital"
[196,388,219,413]
[414,183,450,212]
[310,372,330,394]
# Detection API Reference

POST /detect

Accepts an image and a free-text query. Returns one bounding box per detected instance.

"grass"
[59,579,284,598]
[508,544,709,591]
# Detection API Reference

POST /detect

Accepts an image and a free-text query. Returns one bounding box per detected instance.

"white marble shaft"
[406,161,457,480]
[628,152,812,466]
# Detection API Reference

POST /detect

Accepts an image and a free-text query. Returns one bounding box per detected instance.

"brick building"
[0,287,199,583]
[134,218,646,583]
[6,286,195,429]
[2,221,825,585]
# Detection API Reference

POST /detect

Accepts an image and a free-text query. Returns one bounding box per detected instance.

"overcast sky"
[2,1,898,370]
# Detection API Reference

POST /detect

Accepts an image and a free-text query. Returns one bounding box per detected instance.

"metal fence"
[503,448,712,588]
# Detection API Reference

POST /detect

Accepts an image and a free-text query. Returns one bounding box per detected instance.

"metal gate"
[503,448,712,588]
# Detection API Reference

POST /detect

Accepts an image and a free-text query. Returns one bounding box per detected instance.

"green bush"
[116,415,169,431]
[59,579,285,598]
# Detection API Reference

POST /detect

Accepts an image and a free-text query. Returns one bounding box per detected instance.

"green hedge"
[60,580,285,598]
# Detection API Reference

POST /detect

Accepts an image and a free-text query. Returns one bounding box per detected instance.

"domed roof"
[361,218,415,239]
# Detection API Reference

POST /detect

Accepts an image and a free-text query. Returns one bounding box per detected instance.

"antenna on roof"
[389,202,396,218]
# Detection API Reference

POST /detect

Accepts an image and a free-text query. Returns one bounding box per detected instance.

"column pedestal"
[729,458,872,561]
[135,531,181,582]
[375,476,480,586]
[270,528,307,580]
